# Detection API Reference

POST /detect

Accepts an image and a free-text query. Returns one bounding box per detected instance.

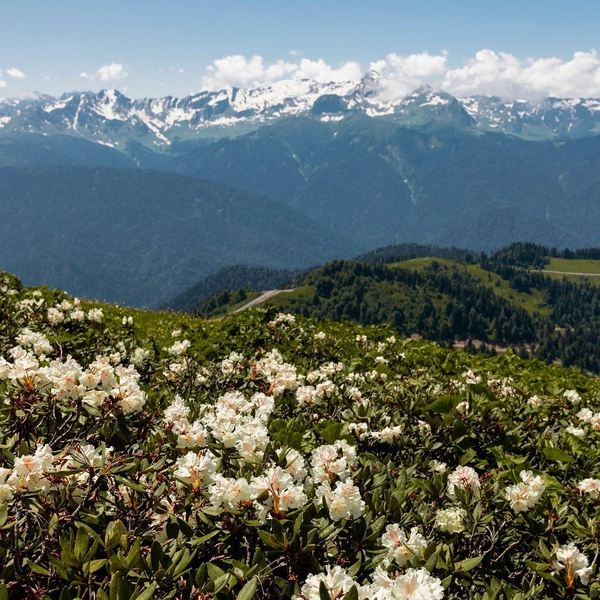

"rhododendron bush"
[0,272,599,599]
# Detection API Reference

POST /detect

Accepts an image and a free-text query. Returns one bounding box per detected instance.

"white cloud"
[369,51,448,101]
[199,49,600,100]
[201,54,361,90]
[442,49,600,99]
[81,63,129,83]
[295,58,362,83]
[0,79,6,88]
[6,68,26,79]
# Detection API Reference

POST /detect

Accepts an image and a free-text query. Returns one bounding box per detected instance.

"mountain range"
[2,74,600,305]
[4,72,600,146]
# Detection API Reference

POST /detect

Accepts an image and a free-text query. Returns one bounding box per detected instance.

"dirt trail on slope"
[234,289,295,312]
[540,269,600,277]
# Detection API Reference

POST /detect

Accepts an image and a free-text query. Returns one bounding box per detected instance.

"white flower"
[578,478,600,500]
[576,408,593,423]
[311,440,357,483]
[16,328,52,356]
[87,308,103,323]
[374,425,403,443]
[528,395,542,408]
[250,466,307,517]
[173,419,209,448]
[0,468,15,502]
[430,460,447,473]
[463,370,482,384]
[381,525,428,567]
[316,479,365,521]
[70,309,85,321]
[552,543,590,585]
[208,474,253,510]
[296,385,319,406]
[383,568,444,599]
[447,465,480,497]
[505,470,545,513]
[173,451,217,491]
[564,389,582,405]
[314,331,326,340]
[296,565,356,600]
[9,444,55,492]
[278,448,308,482]
[435,507,467,533]
[169,340,190,356]
[47,307,65,324]
[130,347,150,367]
[417,420,431,436]
[111,370,146,414]
[164,395,190,422]
[456,401,469,415]
[315,380,337,399]
[566,425,585,438]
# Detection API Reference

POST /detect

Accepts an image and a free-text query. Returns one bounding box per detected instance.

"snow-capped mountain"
[3,72,600,149]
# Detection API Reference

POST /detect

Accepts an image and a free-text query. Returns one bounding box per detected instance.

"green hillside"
[0,271,599,598]
[190,243,600,373]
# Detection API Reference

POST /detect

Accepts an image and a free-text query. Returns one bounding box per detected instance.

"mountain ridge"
[4,74,600,149]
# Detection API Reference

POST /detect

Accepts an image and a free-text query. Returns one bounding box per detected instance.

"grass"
[392,258,551,317]
[79,298,197,348]
[545,257,600,274]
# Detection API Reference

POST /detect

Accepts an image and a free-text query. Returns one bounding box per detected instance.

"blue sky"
[2,0,600,99]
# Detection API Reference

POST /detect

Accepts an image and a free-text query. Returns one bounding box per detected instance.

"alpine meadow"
[3,2,600,598]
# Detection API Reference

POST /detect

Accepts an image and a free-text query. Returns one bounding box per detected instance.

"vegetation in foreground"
[0,270,599,599]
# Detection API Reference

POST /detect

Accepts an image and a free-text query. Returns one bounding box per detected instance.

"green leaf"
[258,529,285,549]
[29,561,52,575]
[135,582,157,600]
[0,505,7,527]
[75,525,90,561]
[114,475,147,494]
[0,585,7,600]
[457,556,484,572]
[207,563,226,582]
[344,586,359,600]
[423,395,461,414]
[319,580,331,600]
[109,571,132,600]
[315,420,354,445]
[59,588,73,600]
[236,578,258,600]
[542,447,573,463]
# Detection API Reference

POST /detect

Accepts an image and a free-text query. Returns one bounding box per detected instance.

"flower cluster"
[505,470,545,513]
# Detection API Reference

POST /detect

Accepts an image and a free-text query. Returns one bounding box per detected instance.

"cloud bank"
[201,49,600,100]
[202,55,361,91]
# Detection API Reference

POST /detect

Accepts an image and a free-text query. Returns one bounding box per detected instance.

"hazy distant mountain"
[0,167,356,306]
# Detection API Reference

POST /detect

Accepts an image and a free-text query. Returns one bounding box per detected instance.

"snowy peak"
[3,78,600,145]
